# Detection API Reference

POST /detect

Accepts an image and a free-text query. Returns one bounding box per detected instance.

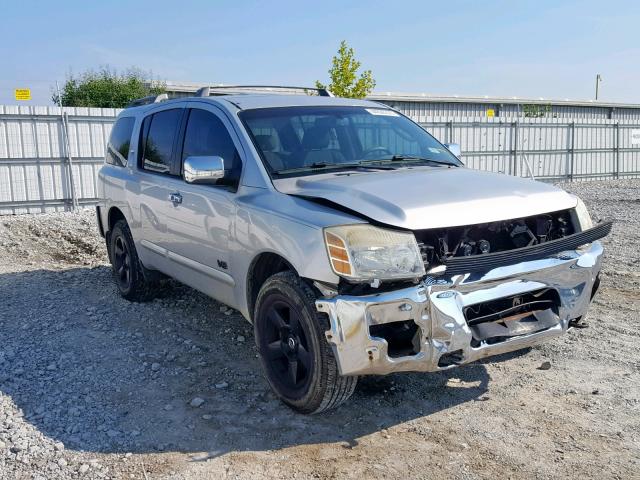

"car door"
[160,103,242,306]
[136,106,186,271]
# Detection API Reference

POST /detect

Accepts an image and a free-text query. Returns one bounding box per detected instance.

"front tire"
[254,271,357,414]
[109,219,155,302]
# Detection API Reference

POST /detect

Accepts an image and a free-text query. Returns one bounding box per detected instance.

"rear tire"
[254,271,357,414]
[109,219,156,302]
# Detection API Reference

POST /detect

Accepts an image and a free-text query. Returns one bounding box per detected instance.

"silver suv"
[97,86,611,413]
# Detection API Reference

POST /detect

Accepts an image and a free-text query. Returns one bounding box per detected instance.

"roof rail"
[126,93,169,108]
[194,85,333,98]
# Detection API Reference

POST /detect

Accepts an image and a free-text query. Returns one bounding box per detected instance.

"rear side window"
[106,117,134,166]
[140,109,182,175]
[181,109,242,187]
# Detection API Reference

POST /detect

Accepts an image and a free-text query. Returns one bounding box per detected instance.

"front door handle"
[169,192,182,205]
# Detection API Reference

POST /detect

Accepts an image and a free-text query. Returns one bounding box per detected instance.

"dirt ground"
[0,180,638,480]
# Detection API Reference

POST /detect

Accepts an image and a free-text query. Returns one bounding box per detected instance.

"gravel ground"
[0,179,638,480]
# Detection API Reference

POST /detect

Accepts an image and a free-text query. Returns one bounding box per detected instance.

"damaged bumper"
[316,241,604,376]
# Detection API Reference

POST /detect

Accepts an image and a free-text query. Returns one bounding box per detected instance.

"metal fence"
[0,105,118,215]
[422,117,640,181]
[377,98,640,122]
[1,105,639,215]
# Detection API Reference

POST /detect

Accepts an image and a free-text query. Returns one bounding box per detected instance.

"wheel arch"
[104,207,129,264]
[246,251,300,323]
[107,206,127,232]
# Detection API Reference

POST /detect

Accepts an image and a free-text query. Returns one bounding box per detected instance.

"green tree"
[316,41,375,99]
[52,67,166,108]
[522,103,552,118]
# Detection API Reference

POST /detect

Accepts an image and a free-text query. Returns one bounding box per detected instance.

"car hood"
[273,167,578,230]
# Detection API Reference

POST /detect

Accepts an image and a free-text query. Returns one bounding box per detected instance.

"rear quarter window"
[106,117,135,166]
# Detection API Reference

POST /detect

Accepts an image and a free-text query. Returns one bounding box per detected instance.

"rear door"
[136,106,185,268]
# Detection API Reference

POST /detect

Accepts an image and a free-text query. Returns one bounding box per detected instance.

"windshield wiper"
[274,161,395,175]
[379,155,455,166]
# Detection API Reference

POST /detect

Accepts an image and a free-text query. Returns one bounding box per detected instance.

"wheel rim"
[260,296,314,399]
[113,235,132,290]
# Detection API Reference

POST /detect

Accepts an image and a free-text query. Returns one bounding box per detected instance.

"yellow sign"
[15,89,31,101]
[486,108,495,118]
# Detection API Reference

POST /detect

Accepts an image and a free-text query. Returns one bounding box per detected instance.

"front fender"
[231,187,362,319]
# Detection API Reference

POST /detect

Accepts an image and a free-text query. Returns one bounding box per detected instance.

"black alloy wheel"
[108,219,155,302]
[112,234,132,291]
[254,271,358,413]
[260,295,314,399]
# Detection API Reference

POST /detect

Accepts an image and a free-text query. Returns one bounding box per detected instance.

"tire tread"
[255,271,357,414]
[110,219,157,302]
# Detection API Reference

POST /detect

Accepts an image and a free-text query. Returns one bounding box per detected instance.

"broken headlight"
[324,225,426,282]
[574,197,593,231]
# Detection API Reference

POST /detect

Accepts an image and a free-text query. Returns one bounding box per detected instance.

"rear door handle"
[169,192,182,205]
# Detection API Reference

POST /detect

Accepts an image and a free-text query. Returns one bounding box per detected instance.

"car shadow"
[0,265,529,458]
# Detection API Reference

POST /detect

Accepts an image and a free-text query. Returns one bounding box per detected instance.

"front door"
[161,103,243,306]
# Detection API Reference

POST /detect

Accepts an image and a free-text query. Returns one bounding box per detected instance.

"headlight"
[574,197,593,231]
[324,224,426,282]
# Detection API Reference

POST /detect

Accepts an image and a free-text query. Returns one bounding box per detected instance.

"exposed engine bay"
[414,208,575,266]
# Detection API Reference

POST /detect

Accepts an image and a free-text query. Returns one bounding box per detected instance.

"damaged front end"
[316,220,611,376]
[415,208,576,272]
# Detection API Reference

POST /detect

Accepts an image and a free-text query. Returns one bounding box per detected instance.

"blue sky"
[1,0,639,104]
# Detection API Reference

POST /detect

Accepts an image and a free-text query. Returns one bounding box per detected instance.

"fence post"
[569,122,575,181]
[60,111,78,210]
[511,121,518,176]
[615,122,620,179]
[55,80,78,211]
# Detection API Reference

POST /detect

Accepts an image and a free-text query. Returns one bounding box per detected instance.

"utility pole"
[595,74,602,100]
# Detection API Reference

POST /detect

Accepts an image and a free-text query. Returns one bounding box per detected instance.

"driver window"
[182,109,242,187]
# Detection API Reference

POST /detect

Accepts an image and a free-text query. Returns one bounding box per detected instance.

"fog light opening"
[369,320,421,358]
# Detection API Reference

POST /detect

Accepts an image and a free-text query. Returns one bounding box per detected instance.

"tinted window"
[106,117,134,166]
[240,106,461,176]
[353,116,421,156]
[182,109,241,186]
[141,109,182,174]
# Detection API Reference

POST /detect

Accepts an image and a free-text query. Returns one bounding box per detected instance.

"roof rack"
[194,85,333,98]
[126,93,169,108]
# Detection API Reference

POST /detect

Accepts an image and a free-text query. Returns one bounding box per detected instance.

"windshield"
[240,106,462,176]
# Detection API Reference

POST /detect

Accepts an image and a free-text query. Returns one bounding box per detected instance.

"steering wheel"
[362,146,393,160]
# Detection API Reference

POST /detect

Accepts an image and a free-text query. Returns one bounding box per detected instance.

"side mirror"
[444,143,461,158]
[183,156,225,184]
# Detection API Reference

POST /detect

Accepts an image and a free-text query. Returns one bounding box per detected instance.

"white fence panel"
[1,105,640,215]
[0,105,120,215]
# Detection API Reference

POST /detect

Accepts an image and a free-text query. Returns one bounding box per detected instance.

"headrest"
[302,125,331,150]
[254,134,275,151]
